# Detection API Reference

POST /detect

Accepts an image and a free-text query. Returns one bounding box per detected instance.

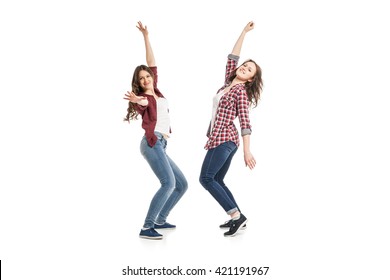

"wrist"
[137,99,148,106]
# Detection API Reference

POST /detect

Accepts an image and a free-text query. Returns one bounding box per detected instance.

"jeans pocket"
[154,133,164,141]
[160,137,167,149]
[224,141,237,152]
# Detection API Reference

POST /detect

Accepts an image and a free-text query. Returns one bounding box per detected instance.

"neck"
[144,89,155,96]
[233,77,247,85]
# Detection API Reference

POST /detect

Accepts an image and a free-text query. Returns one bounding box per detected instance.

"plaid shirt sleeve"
[225,54,239,83]
[236,87,252,136]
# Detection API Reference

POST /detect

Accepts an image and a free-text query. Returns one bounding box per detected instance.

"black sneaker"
[224,214,247,237]
[220,219,247,229]
[139,228,163,240]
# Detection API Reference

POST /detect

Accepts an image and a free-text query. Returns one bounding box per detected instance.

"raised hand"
[136,21,148,36]
[124,91,147,105]
[135,21,155,67]
[231,21,255,56]
[243,21,255,33]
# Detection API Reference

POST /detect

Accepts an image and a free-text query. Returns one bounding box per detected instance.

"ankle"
[230,211,240,220]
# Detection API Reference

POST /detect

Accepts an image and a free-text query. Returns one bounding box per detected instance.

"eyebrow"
[246,63,255,71]
[139,74,150,79]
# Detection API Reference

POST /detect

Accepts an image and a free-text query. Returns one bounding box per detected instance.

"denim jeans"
[199,141,240,214]
[140,132,188,229]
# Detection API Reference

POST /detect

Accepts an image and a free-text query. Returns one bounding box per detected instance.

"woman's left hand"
[136,21,148,36]
[244,151,256,170]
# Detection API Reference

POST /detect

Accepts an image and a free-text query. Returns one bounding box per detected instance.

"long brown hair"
[123,65,155,122]
[228,59,263,108]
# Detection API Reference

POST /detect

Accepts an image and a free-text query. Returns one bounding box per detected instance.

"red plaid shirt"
[204,54,252,150]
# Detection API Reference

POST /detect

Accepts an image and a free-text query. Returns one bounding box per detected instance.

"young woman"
[124,21,188,240]
[199,21,263,237]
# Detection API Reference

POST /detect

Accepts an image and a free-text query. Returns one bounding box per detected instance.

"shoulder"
[234,86,249,101]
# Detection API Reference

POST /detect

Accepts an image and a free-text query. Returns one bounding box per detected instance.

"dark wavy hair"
[228,59,263,107]
[123,65,155,122]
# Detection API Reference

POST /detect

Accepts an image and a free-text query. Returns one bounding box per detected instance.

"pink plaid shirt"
[204,54,252,150]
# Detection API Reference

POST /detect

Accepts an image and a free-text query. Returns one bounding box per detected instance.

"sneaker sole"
[224,220,248,237]
[139,235,163,240]
[154,227,176,230]
[220,225,247,230]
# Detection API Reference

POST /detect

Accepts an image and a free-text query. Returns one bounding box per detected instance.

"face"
[236,61,257,82]
[138,70,154,91]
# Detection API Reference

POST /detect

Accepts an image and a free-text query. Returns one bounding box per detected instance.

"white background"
[1,0,389,279]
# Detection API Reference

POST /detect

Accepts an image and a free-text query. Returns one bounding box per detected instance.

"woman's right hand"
[123,91,147,105]
[243,21,255,33]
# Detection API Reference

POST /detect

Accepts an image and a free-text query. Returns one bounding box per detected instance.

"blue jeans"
[140,132,188,229]
[199,141,240,214]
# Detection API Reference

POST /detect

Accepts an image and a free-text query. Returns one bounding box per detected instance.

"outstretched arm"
[136,21,156,67]
[231,21,255,56]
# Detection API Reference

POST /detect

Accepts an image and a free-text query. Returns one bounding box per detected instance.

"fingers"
[245,156,256,170]
[247,160,256,170]
[124,91,135,101]
[245,21,254,31]
[123,91,146,103]
[136,21,147,32]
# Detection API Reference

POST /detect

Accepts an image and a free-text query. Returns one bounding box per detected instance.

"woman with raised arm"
[199,21,263,237]
[123,21,188,240]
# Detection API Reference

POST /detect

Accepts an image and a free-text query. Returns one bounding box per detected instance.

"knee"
[161,176,176,191]
[199,174,213,190]
[179,178,188,193]
[215,178,225,188]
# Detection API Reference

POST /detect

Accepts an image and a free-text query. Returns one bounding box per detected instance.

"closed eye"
[243,63,252,72]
